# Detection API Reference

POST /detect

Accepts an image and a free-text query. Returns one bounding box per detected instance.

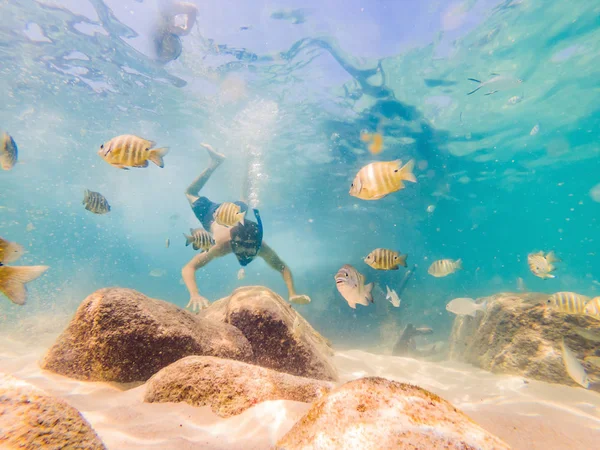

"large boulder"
[144,356,334,417]
[276,376,510,450]
[201,286,337,381]
[0,373,106,450]
[41,288,253,383]
[449,292,600,390]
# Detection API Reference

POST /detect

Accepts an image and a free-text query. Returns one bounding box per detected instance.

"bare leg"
[182,240,232,311]
[185,143,226,205]
[259,242,311,304]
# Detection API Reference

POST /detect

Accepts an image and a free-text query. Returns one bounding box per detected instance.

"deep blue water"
[1,0,599,348]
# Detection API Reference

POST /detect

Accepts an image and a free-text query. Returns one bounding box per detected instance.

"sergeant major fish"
[428,258,463,277]
[364,248,408,270]
[528,250,559,279]
[184,228,215,251]
[213,202,245,228]
[1,132,18,171]
[467,75,523,96]
[584,297,600,319]
[0,237,24,264]
[83,189,111,215]
[349,159,416,201]
[546,292,590,314]
[335,264,373,309]
[98,134,169,169]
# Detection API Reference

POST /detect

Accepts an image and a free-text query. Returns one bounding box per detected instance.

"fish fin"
[467,85,482,95]
[478,300,488,312]
[183,233,192,246]
[398,253,408,268]
[467,78,482,83]
[391,266,400,270]
[148,147,170,168]
[394,159,416,184]
[133,161,149,168]
[455,259,463,270]
[192,244,199,251]
[386,286,391,299]
[546,251,560,263]
[365,282,374,303]
[83,189,89,204]
[0,265,49,305]
[545,273,556,279]
[238,212,245,226]
[190,228,195,234]
[484,90,498,96]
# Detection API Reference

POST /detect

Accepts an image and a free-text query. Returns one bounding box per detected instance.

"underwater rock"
[276,376,509,450]
[144,355,333,417]
[0,372,106,450]
[449,292,600,390]
[201,286,337,381]
[41,288,253,383]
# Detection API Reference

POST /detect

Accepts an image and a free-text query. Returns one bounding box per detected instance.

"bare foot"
[200,143,225,165]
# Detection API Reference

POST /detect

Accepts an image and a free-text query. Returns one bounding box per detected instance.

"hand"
[186,294,210,312]
[290,294,311,305]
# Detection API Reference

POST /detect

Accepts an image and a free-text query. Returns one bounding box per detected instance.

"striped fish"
[98,134,169,169]
[364,248,407,270]
[213,202,245,227]
[428,258,463,278]
[183,228,215,251]
[82,189,111,214]
[546,292,590,314]
[583,297,600,319]
[527,251,559,279]
[349,159,416,200]
[1,132,18,170]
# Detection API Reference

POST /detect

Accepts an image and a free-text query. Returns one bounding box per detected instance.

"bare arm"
[259,242,311,304]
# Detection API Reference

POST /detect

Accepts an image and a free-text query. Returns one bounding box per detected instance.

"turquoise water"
[1,0,599,350]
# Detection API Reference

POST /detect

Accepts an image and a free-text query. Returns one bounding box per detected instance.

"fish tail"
[0,265,49,305]
[183,233,192,246]
[148,147,170,168]
[83,189,89,205]
[396,159,417,183]
[479,299,488,312]
[398,253,408,268]
[365,282,374,303]
[237,211,245,226]
[455,259,463,270]
[386,285,391,299]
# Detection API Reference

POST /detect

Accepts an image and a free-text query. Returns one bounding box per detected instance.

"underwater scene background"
[2,1,600,367]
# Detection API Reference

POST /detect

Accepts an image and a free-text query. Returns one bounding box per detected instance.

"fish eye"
[394,256,398,260]
[100,144,103,149]
[345,273,348,277]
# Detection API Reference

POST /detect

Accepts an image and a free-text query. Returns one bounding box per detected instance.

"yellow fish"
[213,202,245,227]
[428,259,463,278]
[349,159,416,200]
[364,248,407,270]
[0,265,49,305]
[1,132,18,171]
[0,237,24,264]
[527,251,559,279]
[583,297,600,318]
[98,134,169,169]
[546,292,590,314]
[184,228,215,251]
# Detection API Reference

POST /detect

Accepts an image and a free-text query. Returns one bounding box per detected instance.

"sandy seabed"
[1,333,599,450]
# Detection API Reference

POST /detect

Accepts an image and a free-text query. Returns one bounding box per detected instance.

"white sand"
[1,339,599,449]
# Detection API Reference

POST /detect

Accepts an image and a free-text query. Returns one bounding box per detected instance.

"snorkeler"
[182,144,312,311]
[154,1,198,63]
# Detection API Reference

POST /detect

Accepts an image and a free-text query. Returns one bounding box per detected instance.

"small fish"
[446,297,487,317]
[237,268,245,280]
[26,222,35,232]
[507,95,523,105]
[0,238,24,264]
[561,339,590,389]
[240,25,252,31]
[426,204,435,213]
[530,124,540,136]
[516,277,527,292]
[415,326,433,334]
[0,265,49,305]
[1,132,18,170]
[584,297,600,319]
[528,251,559,279]
[386,285,400,307]
[349,159,417,201]
[334,264,373,309]
[83,189,111,215]
[98,134,169,169]
[428,259,463,277]
[467,75,523,95]
[149,268,166,277]
[213,202,245,227]
[360,131,384,155]
[183,228,215,251]
[546,292,590,314]
[364,248,408,270]
[165,238,170,248]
